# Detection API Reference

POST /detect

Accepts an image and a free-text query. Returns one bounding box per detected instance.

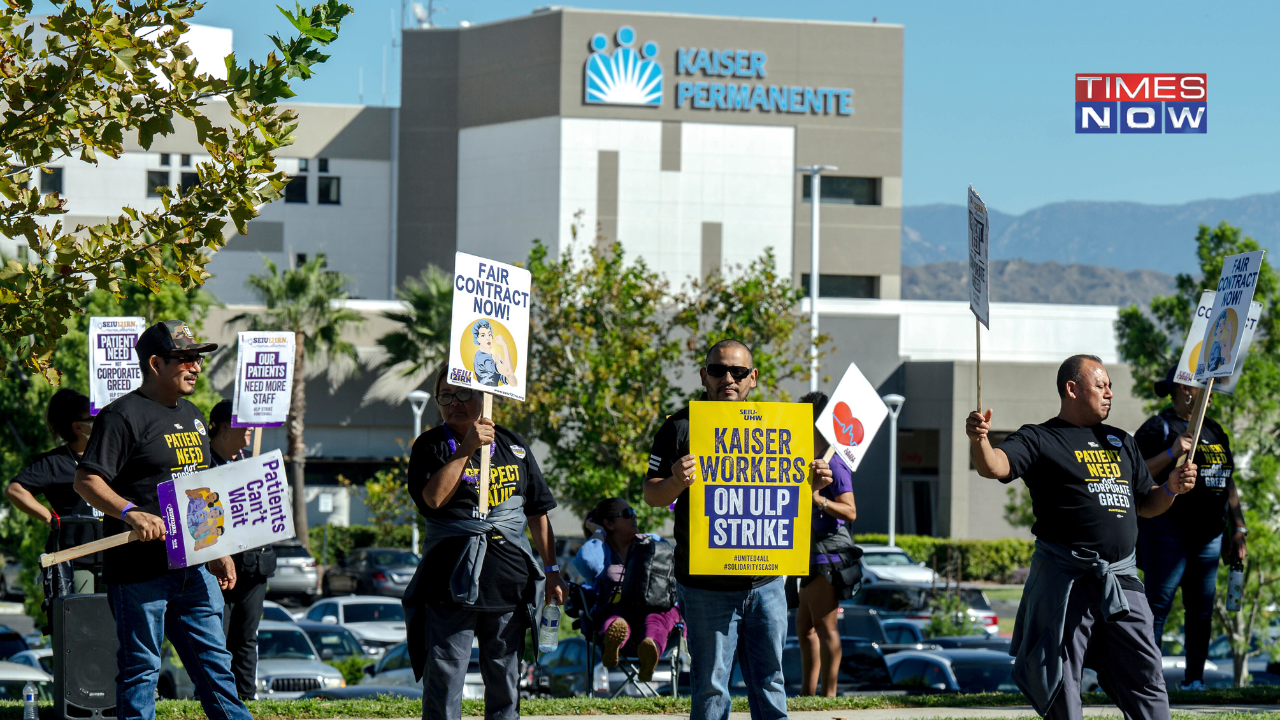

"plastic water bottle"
[22,681,36,720]
[1226,561,1244,612]
[537,603,560,653]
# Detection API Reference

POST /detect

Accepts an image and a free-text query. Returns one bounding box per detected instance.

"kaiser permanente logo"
[585,26,663,106]
[1075,73,1206,134]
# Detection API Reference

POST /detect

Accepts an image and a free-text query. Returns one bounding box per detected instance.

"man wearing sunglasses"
[74,320,252,720]
[645,339,831,720]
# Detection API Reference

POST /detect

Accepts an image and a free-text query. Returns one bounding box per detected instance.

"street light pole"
[408,390,431,439]
[798,165,837,393]
[882,394,906,547]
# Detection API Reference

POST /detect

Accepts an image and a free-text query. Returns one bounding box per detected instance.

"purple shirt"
[812,454,853,538]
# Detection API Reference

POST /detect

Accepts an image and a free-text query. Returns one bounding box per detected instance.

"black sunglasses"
[607,507,637,521]
[437,389,475,406]
[164,353,205,366]
[706,364,753,381]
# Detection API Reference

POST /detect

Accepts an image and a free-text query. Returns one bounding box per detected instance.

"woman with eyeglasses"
[404,370,565,720]
[573,498,681,682]
[6,388,103,593]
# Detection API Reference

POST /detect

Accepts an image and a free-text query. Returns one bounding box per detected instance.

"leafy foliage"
[853,534,1034,583]
[339,455,422,548]
[376,267,453,379]
[924,588,982,638]
[0,0,351,377]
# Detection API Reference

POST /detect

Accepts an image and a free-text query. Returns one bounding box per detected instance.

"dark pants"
[222,575,268,700]
[1049,578,1167,720]
[1140,521,1223,684]
[422,605,523,720]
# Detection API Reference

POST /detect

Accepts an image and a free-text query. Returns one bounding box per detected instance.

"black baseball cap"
[210,400,233,427]
[134,320,218,365]
[1153,366,1179,398]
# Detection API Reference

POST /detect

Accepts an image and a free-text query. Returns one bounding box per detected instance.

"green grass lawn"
[983,587,1025,602]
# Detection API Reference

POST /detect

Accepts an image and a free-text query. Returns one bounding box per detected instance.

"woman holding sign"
[1135,367,1246,691]
[795,391,860,697]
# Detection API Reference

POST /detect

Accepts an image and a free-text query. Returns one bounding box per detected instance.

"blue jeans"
[677,578,788,720]
[1139,520,1222,683]
[107,566,253,720]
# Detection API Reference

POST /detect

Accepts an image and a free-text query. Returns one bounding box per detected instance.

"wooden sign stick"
[252,427,263,457]
[1180,377,1215,468]
[976,318,983,412]
[478,392,493,515]
[40,530,136,568]
[822,445,836,462]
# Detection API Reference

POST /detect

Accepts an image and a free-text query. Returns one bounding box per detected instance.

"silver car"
[267,542,321,603]
[300,596,407,657]
[158,621,345,699]
[360,641,484,699]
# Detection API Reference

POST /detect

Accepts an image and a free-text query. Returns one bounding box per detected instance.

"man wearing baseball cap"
[74,320,251,720]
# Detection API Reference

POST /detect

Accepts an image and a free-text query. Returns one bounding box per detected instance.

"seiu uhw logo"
[1075,73,1206,133]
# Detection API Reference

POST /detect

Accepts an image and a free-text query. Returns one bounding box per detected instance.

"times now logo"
[1075,74,1206,134]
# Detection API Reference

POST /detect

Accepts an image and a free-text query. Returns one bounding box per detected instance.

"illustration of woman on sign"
[1206,309,1237,373]
[471,319,519,388]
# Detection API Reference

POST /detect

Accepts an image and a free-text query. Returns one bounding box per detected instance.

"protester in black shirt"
[74,320,251,720]
[207,400,277,701]
[403,370,565,720]
[644,339,832,720]
[1134,367,1246,691]
[7,389,102,594]
[967,354,1197,720]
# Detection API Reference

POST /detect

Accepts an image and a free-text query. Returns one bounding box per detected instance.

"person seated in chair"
[573,498,681,682]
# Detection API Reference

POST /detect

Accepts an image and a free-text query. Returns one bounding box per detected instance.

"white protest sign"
[158,450,294,569]
[1196,251,1265,380]
[814,362,889,472]
[967,185,990,329]
[1175,292,1261,396]
[88,316,146,415]
[447,252,531,402]
[231,332,296,427]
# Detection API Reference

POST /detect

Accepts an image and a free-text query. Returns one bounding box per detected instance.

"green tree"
[231,257,364,549]
[674,249,830,400]
[1002,481,1035,530]
[1116,221,1280,685]
[366,267,453,405]
[341,455,423,548]
[0,0,350,377]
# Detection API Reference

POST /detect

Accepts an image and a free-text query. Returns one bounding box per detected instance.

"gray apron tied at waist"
[402,495,545,681]
[1010,539,1139,716]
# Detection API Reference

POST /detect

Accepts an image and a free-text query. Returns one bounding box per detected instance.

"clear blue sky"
[123,1,1280,214]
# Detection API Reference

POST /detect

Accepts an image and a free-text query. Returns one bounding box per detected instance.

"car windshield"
[263,605,295,623]
[309,629,365,658]
[274,545,312,558]
[0,632,27,659]
[854,587,989,612]
[345,603,405,623]
[950,660,1017,693]
[864,552,917,567]
[368,552,420,567]
[259,629,317,660]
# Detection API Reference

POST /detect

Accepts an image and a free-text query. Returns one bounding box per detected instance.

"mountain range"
[901,191,1280,275]
[902,260,1177,307]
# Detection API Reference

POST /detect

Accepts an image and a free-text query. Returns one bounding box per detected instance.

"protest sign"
[814,363,890,472]
[1196,251,1265,380]
[447,252,531,402]
[157,449,294,570]
[688,401,813,577]
[231,332,296,427]
[88,316,146,415]
[967,185,990,330]
[1174,291,1261,396]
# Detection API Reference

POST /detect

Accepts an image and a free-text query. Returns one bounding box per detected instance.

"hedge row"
[854,534,1034,584]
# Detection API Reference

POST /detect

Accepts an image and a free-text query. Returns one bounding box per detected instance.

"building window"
[146,170,169,197]
[317,176,340,205]
[318,158,329,173]
[284,175,308,203]
[40,167,63,195]
[159,153,170,167]
[181,154,192,167]
[801,274,877,299]
[180,172,199,193]
[296,253,307,266]
[299,158,309,172]
[801,175,880,206]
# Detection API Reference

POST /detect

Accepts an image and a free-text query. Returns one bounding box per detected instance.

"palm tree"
[231,257,364,549]
[364,267,453,405]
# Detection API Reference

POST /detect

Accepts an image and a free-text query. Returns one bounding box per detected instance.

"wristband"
[544,565,560,573]
[1236,526,1248,536]
[120,502,137,521]
[1166,446,1177,460]
[1163,483,1176,498]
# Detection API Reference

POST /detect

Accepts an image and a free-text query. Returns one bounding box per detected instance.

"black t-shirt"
[10,446,102,557]
[407,424,556,611]
[647,404,771,592]
[1134,408,1233,542]
[998,418,1156,580]
[79,390,211,585]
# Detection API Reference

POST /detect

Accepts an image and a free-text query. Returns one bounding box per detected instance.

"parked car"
[0,625,29,659]
[928,635,1011,653]
[322,548,420,598]
[1083,656,1235,692]
[789,605,938,656]
[0,661,51,701]
[301,596,407,657]
[846,583,999,636]
[298,620,367,660]
[860,546,938,584]
[267,541,320,604]
[1205,632,1280,684]
[359,641,485,698]
[775,636,893,693]
[7,649,50,674]
[263,599,299,623]
[160,621,346,699]
[301,686,423,700]
[0,556,22,600]
[886,649,1017,693]
[555,537,589,585]
[532,636,678,698]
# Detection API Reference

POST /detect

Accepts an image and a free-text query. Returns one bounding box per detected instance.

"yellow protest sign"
[688,400,813,576]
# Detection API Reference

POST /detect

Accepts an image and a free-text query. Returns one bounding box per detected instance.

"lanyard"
[443,425,495,485]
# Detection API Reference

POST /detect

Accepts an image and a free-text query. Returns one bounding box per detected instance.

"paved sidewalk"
[458,707,1280,719]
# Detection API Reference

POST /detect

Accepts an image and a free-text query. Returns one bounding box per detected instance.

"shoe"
[638,638,659,682]
[602,618,629,669]
[1179,679,1205,691]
